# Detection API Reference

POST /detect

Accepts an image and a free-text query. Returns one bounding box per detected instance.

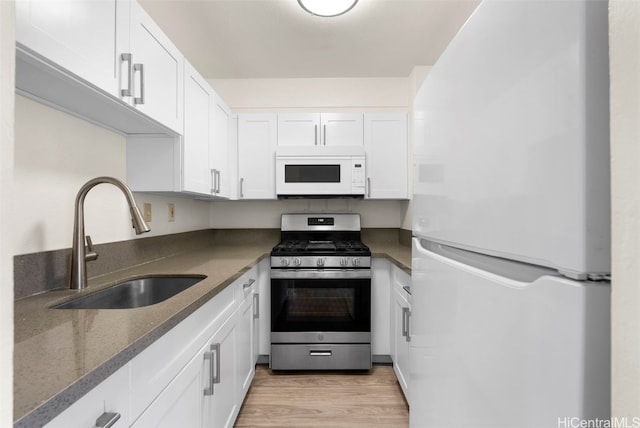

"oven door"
[270,269,371,344]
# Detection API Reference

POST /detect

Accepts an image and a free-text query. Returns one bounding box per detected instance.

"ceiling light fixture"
[297,0,359,17]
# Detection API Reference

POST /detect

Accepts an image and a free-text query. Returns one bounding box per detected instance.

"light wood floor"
[234,364,409,427]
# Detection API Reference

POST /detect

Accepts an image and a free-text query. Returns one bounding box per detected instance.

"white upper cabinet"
[277,113,363,147]
[210,93,233,199]
[128,0,184,134]
[238,114,277,200]
[277,113,319,146]
[127,62,234,199]
[16,0,128,97]
[15,0,183,135]
[364,112,409,199]
[183,60,213,195]
[321,113,363,146]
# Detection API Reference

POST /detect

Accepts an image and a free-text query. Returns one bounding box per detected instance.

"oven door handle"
[309,350,332,357]
[270,269,371,279]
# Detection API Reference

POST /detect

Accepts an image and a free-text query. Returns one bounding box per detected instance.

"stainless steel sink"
[52,275,207,309]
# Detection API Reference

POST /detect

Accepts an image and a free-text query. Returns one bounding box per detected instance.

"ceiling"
[138,0,481,79]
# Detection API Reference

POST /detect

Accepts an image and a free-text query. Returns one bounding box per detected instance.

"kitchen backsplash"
[14,227,408,299]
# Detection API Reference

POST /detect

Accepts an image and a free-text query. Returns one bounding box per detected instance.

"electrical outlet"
[143,203,152,222]
[168,203,175,222]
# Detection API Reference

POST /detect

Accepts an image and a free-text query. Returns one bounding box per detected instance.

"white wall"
[208,77,410,113]
[210,199,405,229]
[13,95,211,255]
[208,76,415,229]
[609,0,640,418]
[1,2,14,425]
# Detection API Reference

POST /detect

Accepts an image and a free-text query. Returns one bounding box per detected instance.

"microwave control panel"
[351,159,366,189]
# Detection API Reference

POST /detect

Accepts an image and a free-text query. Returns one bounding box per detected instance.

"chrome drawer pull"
[243,278,256,290]
[309,350,332,356]
[95,412,120,428]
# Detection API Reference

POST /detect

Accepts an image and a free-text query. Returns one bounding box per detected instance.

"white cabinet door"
[237,284,255,402]
[204,315,239,428]
[258,258,271,356]
[130,347,206,428]
[129,0,183,133]
[391,267,411,400]
[371,258,391,356]
[277,113,320,146]
[277,113,364,146]
[238,114,277,199]
[183,60,212,195]
[16,0,128,97]
[210,93,232,198]
[321,113,363,146]
[44,364,130,428]
[364,113,409,199]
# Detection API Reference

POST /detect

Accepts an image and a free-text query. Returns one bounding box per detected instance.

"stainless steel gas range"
[270,213,372,370]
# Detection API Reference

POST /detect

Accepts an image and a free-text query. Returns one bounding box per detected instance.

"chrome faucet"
[70,177,150,290]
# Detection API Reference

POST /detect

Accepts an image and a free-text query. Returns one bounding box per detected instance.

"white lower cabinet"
[390,266,412,400]
[371,258,391,355]
[45,264,262,428]
[130,346,207,428]
[44,364,130,428]
[237,278,256,404]
[205,314,239,428]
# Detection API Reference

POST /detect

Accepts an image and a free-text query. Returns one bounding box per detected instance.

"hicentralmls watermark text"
[558,417,640,428]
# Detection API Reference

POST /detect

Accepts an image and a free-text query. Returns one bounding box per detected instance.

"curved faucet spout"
[70,177,150,290]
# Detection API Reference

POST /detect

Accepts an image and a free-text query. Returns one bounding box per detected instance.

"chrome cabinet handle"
[96,412,120,428]
[240,178,244,198]
[133,63,145,105]
[212,343,221,385]
[243,278,256,291]
[401,307,409,339]
[401,307,411,342]
[367,177,371,198]
[314,124,318,145]
[323,124,326,145]
[253,293,259,319]
[120,53,133,97]
[210,169,220,194]
[203,343,221,395]
[203,346,215,396]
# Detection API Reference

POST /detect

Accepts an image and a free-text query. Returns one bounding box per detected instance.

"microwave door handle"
[323,124,326,145]
[314,125,318,145]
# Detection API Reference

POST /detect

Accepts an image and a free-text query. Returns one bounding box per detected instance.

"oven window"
[271,278,371,332]
[284,165,340,183]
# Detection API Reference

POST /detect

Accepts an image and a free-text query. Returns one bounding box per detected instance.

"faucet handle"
[85,235,98,262]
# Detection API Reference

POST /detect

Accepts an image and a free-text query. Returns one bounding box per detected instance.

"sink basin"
[52,275,207,309]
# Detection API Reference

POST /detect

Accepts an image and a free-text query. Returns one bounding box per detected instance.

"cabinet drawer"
[271,344,372,371]
[44,364,130,428]
[130,284,236,418]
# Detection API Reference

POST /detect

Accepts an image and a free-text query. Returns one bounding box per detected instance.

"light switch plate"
[143,203,152,222]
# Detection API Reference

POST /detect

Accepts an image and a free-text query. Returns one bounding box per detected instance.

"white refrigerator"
[410,1,611,427]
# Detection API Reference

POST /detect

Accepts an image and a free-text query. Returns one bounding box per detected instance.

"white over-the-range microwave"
[275,146,366,198]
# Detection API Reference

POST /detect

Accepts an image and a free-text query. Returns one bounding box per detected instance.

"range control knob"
[340,257,348,267]
[293,257,302,266]
[317,258,325,267]
[352,258,360,267]
[281,258,290,267]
